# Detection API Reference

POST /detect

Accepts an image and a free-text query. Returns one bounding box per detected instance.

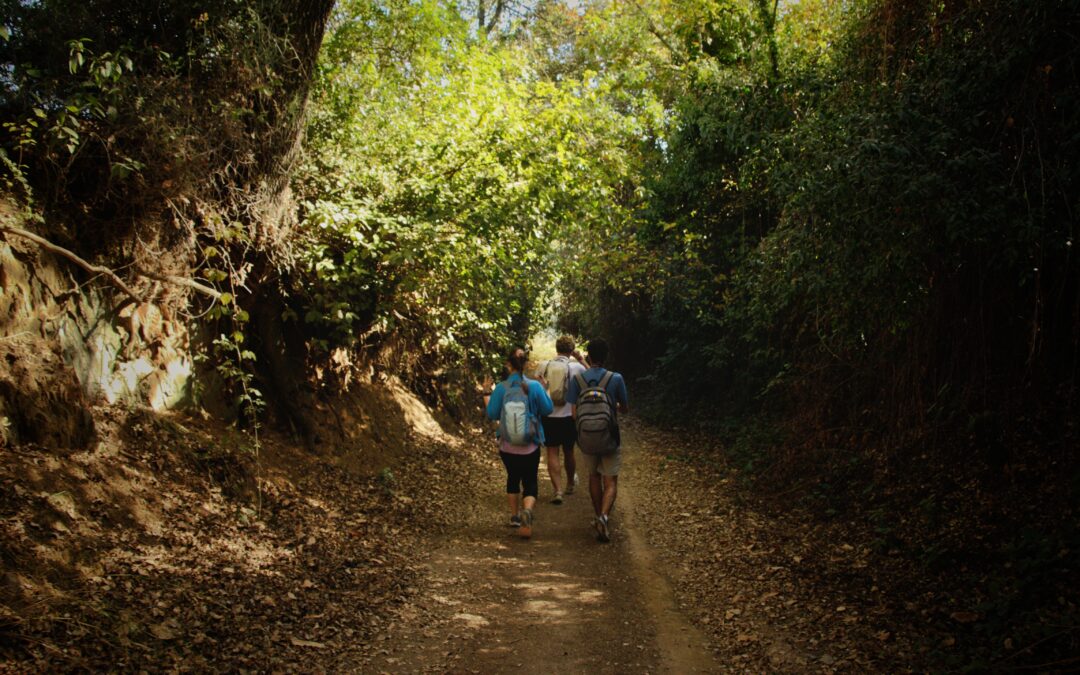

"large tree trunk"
[243,0,335,446]
[251,0,337,247]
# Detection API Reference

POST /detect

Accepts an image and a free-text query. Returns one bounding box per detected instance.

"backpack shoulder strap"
[504,374,528,394]
[574,373,589,390]
[598,370,615,389]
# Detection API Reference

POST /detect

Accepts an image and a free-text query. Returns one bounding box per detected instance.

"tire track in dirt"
[357,426,719,674]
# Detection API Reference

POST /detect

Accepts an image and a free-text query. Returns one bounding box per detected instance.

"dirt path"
[360,425,718,674]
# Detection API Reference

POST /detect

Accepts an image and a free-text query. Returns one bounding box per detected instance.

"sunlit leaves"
[297,0,651,376]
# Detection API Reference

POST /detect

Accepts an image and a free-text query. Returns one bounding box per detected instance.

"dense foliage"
[0,0,331,245]
[562,0,1080,470]
[556,1,1080,666]
[291,0,651,406]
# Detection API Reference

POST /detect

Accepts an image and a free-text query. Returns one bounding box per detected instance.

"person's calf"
[589,472,604,515]
[601,476,618,516]
[564,447,577,489]
[546,451,563,493]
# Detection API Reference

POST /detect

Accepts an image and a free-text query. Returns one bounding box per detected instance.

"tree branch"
[134,267,223,300]
[754,0,781,81]
[627,0,683,64]
[1,224,142,302]
[485,0,506,34]
[1,224,222,301]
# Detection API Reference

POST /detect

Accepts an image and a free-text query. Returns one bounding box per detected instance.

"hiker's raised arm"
[531,361,547,386]
[485,383,504,421]
[532,380,554,417]
[565,373,581,418]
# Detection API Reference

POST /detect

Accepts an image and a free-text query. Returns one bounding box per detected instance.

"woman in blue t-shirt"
[485,346,553,538]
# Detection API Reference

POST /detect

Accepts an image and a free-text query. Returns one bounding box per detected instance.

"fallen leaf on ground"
[150,620,181,640]
[290,637,327,649]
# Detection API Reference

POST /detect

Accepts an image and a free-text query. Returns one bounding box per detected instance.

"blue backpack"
[499,376,536,445]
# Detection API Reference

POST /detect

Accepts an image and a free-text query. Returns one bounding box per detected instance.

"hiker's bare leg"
[601,475,618,517]
[523,495,536,511]
[546,447,563,494]
[564,444,577,490]
[589,470,603,516]
[506,493,519,517]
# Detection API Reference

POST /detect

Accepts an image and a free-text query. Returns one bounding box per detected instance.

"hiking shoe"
[508,514,522,528]
[517,508,533,539]
[551,492,564,505]
[565,478,575,495]
[596,515,611,543]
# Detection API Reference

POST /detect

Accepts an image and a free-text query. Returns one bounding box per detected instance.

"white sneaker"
[596,515,610,543]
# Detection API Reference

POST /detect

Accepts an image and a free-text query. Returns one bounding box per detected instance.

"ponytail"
[507,346,528,394]
[507,346,527,372]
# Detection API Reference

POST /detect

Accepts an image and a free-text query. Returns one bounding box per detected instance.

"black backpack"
[574,371,619,456]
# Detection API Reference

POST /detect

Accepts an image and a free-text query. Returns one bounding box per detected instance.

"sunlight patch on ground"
[576,589,605,603]
[512,578,606,610]
[524,598,568,617]
[512,580,582,594]
[105,533,295,577]
[452,612,490,628]
[464,555,551,568]
[530,570,570,579]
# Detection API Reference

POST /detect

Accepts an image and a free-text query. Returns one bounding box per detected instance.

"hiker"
[485,346,553,538]
[566,338,628,543]
[534,336,587,504]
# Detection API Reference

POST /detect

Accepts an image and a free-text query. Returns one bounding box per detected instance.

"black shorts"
[541,415,576,449]
[500,449,541,497]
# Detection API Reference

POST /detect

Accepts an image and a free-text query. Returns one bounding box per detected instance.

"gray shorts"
[581,449,621,476]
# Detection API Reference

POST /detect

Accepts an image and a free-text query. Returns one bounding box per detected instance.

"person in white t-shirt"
[534,335,587,503]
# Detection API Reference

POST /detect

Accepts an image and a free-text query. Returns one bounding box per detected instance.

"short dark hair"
[507,346,527,372]
[586,338,609,365]
[555,335,575,355]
